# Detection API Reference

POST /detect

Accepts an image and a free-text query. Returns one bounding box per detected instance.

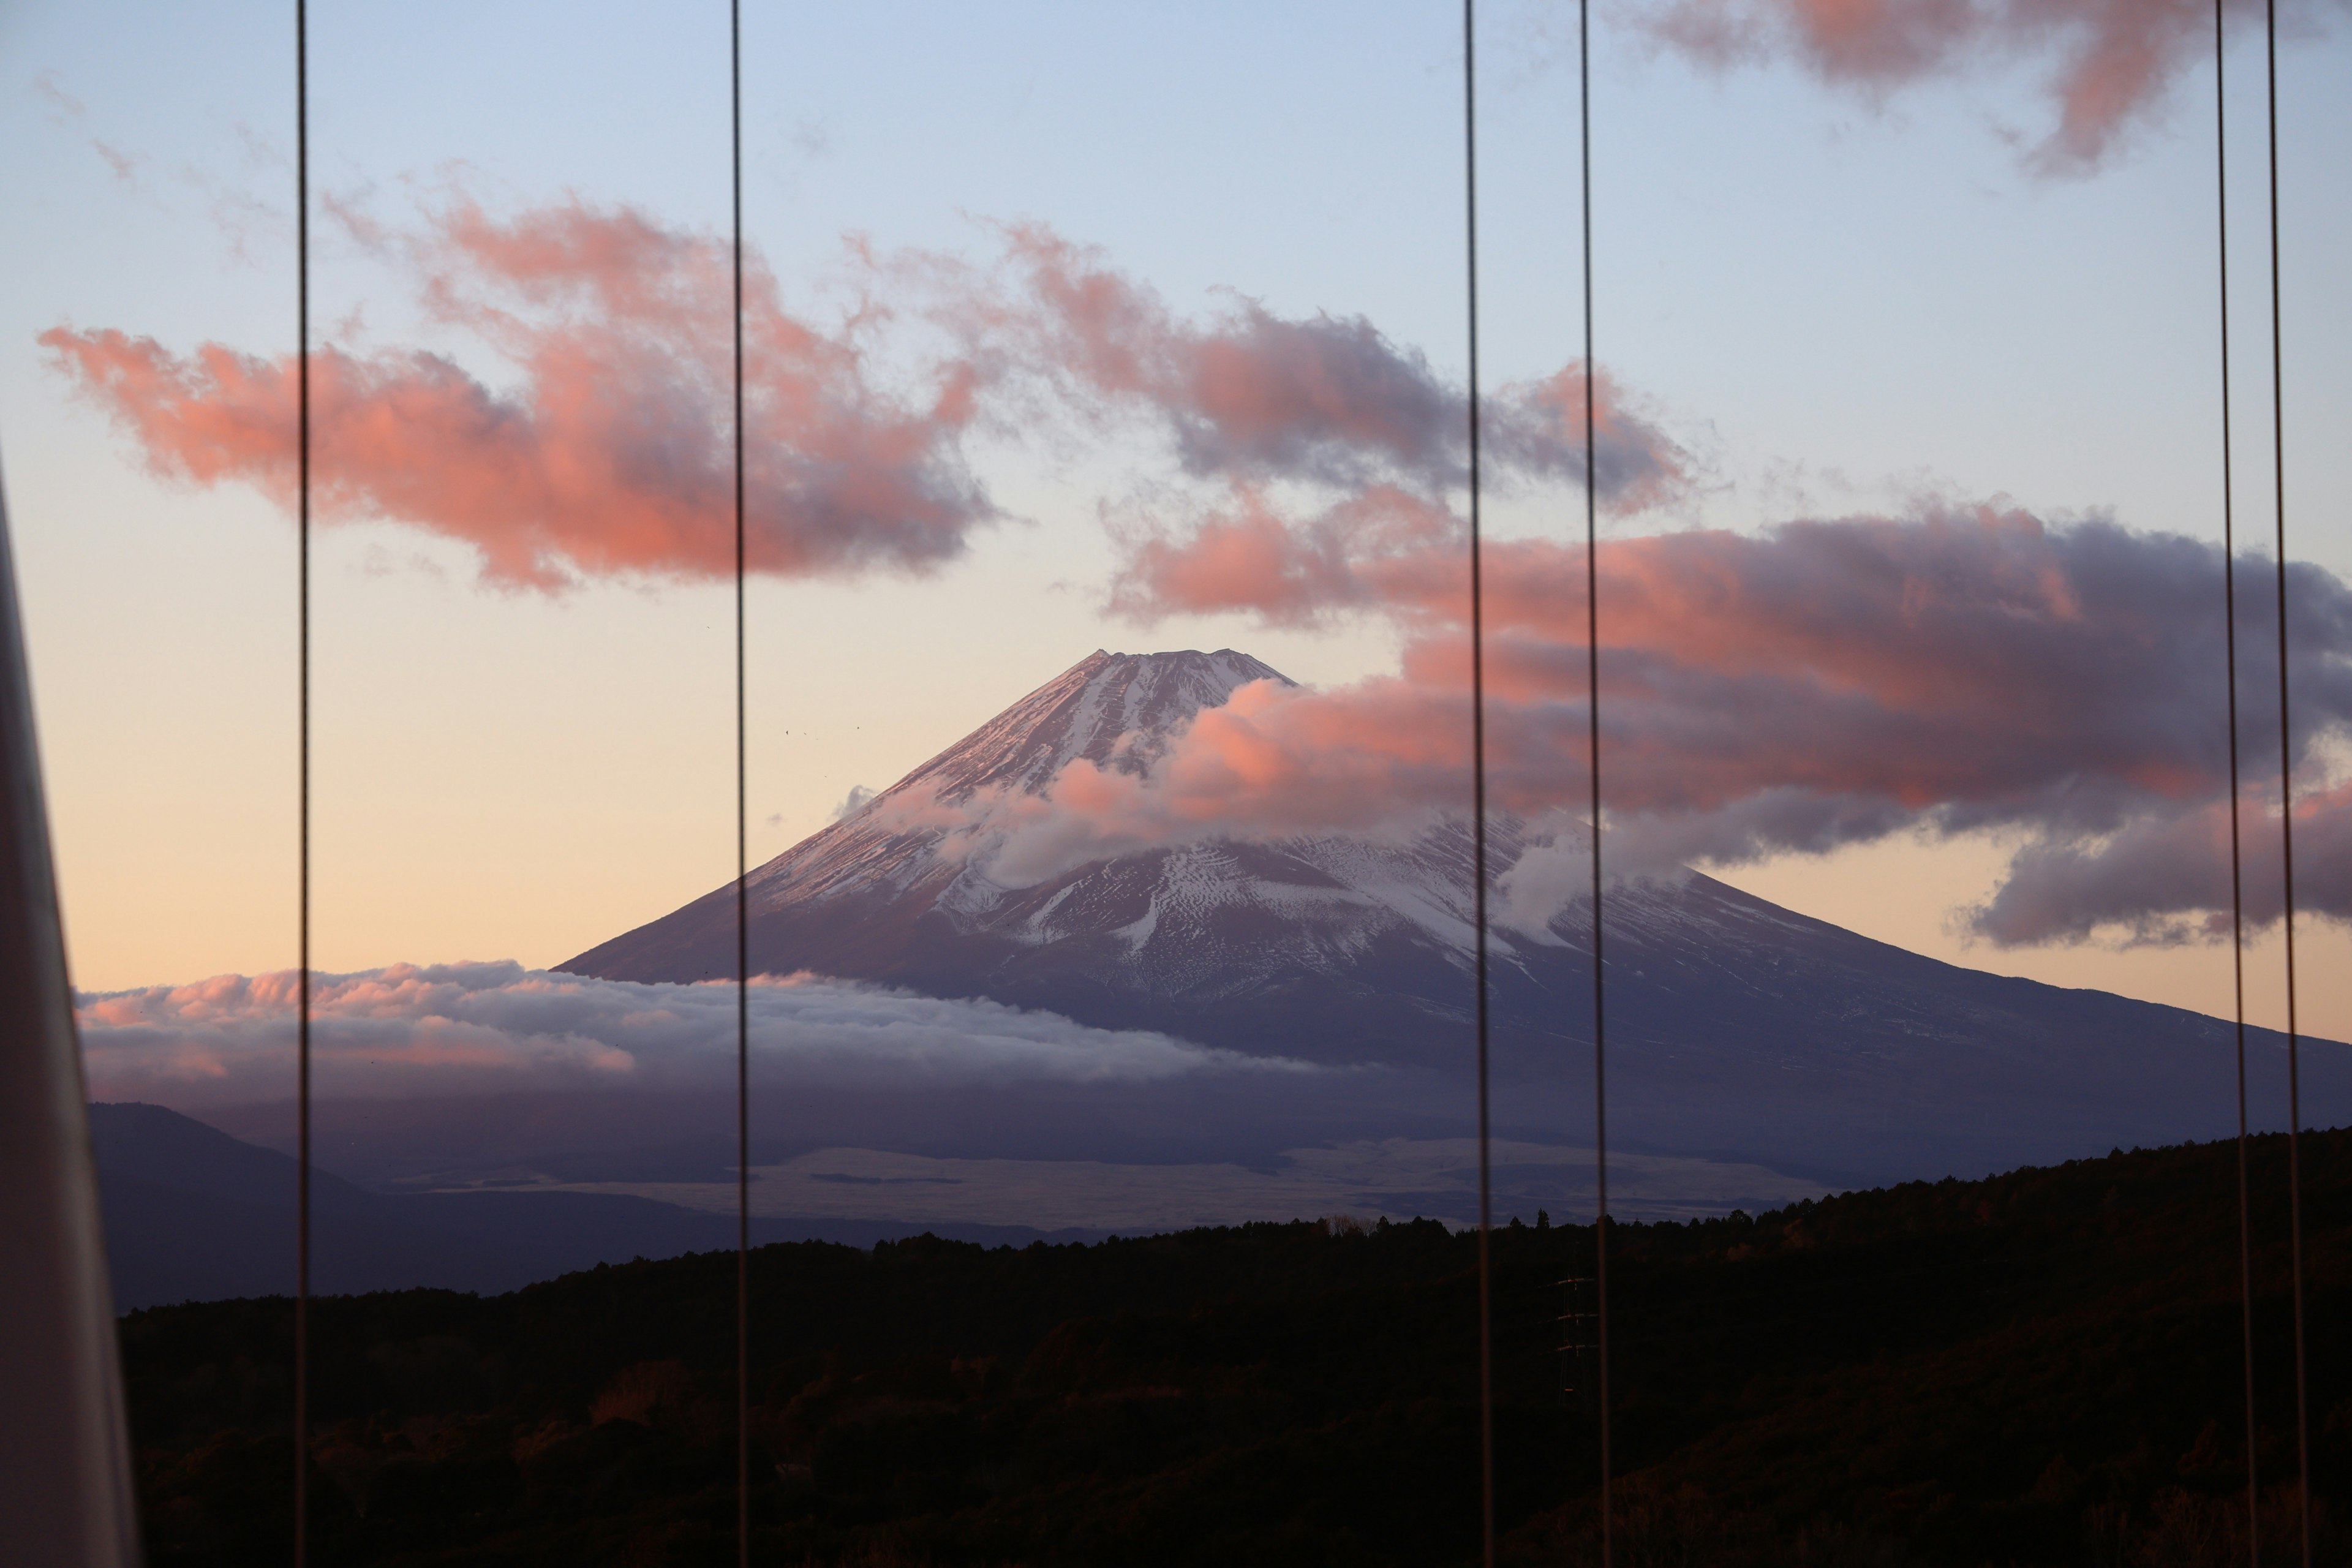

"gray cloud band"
[987,224,1695,507]
[1046,511,2352,948]
[76,962,1313,1108]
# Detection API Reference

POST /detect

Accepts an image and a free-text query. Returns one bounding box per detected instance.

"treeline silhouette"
[120,1128,2346,1566]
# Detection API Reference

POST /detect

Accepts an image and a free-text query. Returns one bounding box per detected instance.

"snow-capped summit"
[703,648,1325,927]
[888,648,1291,803]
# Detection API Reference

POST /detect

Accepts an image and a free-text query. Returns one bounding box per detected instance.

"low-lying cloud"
[1639,0,2349,175]
[77,962,1311,1108]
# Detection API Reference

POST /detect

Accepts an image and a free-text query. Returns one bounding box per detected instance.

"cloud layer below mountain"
[77,962,1310,1108]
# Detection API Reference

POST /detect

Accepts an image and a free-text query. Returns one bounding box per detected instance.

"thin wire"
[293,1,311,1561]
[731,1,751,1562]
[2261,4,2311,1561]
[2213,2,2261,1555]
[1459,6,1495,1564]
[1578,2,1611,1561]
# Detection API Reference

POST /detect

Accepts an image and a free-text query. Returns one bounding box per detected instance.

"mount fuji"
[566,649,2346,1186]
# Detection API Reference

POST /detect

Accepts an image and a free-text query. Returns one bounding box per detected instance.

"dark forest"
[121,1129,2347,1566]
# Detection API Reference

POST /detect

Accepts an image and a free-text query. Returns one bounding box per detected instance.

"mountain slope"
[564,649,2349,1183]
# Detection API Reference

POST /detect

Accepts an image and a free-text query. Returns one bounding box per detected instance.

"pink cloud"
[43,200,993,589]
[1640,0,2346,174]
[47,209,1696,589]
[986,225,1694,504]
[963,505,2351,944]
[1107,484,1461,627]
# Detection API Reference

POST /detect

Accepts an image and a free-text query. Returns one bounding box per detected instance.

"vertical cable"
[1459,6,1496,1565]
[293,2,311,1562]
[2213,3,2261,1556]
[1578,2,1610,1562]
[2261,4,2311,1562]
[731,2,751,1562]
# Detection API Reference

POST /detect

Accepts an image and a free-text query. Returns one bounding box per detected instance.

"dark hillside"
[122,1129,2349,1566]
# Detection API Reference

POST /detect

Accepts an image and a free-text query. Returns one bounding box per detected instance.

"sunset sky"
[4,0,2350,1050]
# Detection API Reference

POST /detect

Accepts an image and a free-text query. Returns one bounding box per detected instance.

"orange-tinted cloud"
[984,505,2352,944]
[1107,484,1461,627]
[43,200,993,589]
[1641,0,2345,174]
